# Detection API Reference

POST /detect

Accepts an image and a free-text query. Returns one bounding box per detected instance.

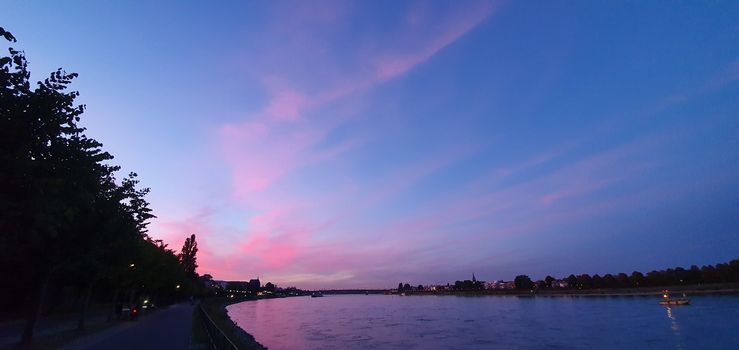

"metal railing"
[198,304,240,350]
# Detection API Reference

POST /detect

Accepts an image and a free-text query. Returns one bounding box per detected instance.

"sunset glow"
[4,1,737,289]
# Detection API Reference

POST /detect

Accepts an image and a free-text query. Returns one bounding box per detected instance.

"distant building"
[487,280,516,289]
[248,278,261,292]
[200,277,223,290]
[430,284,450,291]
[553,279,569,289]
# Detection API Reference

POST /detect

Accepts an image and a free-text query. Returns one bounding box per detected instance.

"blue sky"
[3,0,737,288]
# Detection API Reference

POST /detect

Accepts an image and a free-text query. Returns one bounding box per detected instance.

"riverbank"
[210,292,739,349]
[400,282,739,297]
[196,296,284,350]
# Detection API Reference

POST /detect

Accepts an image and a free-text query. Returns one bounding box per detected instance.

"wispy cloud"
[145,2,738,288]
[218,1,497,198]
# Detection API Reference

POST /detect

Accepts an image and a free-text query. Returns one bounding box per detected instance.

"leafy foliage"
[0,27,200,344]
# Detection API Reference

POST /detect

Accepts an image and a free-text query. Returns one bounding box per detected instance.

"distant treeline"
[513,258,739,291]
[0,27,202,345]
[397,259,739,292]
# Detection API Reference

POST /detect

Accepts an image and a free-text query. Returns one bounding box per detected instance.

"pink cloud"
[375,2,496,81]
[219,1,498,199]
[162,1,506,286]
[148,209,236,278]
[264,88,309,122]
[539,176,623,206]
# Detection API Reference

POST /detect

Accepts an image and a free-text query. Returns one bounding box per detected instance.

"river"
[226,294,739,349]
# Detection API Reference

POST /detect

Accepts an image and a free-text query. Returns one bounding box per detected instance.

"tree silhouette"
[514,275,534,290]
[565,274,578,289]
[0,26,96,342]
[179,234,199,278]
[0,27,191,345]
[544,275,555,289]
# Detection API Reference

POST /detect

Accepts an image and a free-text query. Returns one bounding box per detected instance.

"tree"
[566,274,578,289]
[701,265,719,283]
[602,274,617,288]
[576,274,593,289]
[0,27,105,343]
[514,275,534,290]
[0,27,183,344]
[592,274,603,289]
[729,259,739,282]
[179,234,198,278]
[616,273,630,288]
[686,265,702,284]
[630,271,645,287]
[544,276,555,289]
[535,280,547,290]
[397,283,404,291]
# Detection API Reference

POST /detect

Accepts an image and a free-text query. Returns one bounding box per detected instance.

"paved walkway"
[0,312,109,346]
[61,303,195,350]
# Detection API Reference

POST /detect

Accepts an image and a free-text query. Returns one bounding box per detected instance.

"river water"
[226,294,739,349]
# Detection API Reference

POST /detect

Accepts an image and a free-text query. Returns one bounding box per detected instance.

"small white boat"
[659,290,689,305]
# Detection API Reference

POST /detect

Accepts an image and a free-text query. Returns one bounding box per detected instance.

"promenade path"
[0,313,108,347]
[61,303,195,350]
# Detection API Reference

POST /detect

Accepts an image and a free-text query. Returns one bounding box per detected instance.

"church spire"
[472,273,476,282]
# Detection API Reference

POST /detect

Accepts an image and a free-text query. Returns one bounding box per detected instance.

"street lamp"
[176,284,181,289]
[129,263,135,268]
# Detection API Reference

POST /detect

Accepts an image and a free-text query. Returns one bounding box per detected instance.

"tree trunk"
[77,280,96,331]
[108,287,120,322]
[20,270,53,345]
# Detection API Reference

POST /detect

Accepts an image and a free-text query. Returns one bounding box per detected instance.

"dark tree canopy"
[514,275,534,290]
[0,27,201,345]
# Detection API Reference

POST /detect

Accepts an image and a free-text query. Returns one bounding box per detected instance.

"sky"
[2,1,737,289]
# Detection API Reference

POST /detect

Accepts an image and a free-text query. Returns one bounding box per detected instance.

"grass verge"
[194,297,267,350]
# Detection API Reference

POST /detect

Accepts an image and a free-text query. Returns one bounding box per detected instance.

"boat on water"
[659,289,689,305]
[311,292,324,298]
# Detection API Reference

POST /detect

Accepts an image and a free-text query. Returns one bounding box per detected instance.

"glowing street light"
[129,263,135,268]
[176,284,181,289]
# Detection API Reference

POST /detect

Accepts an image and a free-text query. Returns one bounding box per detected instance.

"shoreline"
[399,283,739,297]
[199,296,274,350]
[203,284,739,343]
[205,285,739,349]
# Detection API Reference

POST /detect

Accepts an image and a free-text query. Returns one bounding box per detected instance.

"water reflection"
[227,295,739,350]
[664,306,683,350]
